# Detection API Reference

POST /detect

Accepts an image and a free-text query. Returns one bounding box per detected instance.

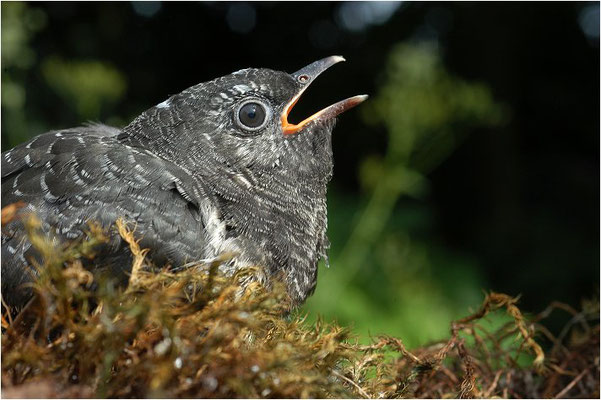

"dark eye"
[236,101,269,131]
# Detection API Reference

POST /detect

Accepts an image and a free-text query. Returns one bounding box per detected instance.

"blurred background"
[2,2,599,347]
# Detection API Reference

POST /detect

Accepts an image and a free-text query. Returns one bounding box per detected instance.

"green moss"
[1,215,598,398]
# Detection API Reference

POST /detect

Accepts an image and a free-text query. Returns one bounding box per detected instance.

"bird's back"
[2,125,206,309]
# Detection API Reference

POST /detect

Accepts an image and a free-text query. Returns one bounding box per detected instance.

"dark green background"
[2,2,599,346]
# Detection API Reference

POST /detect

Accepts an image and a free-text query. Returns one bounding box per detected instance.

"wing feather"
[2,127,207,309]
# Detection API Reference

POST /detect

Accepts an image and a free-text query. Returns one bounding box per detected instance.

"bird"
[1,56,367,311]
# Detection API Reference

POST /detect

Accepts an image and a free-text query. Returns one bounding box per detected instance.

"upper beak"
[281,56,368,135]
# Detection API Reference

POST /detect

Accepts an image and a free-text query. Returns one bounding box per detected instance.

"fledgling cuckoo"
[1,56,367,310]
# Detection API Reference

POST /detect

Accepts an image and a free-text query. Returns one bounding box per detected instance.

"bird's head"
[123,56,367,180]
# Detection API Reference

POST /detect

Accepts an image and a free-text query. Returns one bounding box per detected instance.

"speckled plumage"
[2,57,365,309]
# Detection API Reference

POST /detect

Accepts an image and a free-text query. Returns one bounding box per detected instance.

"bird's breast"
[199,176,329,304]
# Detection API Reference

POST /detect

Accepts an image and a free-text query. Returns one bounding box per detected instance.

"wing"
[2,127,206,308]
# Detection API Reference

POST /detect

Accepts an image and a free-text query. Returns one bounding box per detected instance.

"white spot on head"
[233,84,250,93]
[157,99,171,109]
[232,68,250,76]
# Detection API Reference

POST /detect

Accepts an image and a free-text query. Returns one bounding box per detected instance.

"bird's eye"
[235,100,269,131]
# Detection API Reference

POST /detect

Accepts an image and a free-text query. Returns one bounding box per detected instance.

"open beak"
[281,56,368,135]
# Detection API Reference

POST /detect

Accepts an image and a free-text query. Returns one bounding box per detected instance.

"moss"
[1,211,599,398]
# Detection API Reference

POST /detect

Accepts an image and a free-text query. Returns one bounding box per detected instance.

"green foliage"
[1,2,128,151]
[1,2,46,71]
[41,57,126,120]
[364,42,505,164]
[304,42,508,347]
[1,2,48,149]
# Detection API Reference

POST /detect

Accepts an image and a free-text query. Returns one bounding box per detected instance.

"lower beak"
[281,56,368,135]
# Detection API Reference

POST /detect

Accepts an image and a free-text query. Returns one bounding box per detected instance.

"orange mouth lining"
[281,92,368,135]
[281,88,313,135]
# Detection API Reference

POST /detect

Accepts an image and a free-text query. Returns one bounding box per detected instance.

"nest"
[1,213,599,398]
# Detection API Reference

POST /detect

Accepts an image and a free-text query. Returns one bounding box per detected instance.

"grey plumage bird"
[1,56,367,310]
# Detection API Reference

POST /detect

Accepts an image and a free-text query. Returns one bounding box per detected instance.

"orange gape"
[282,92,368,135]
[281,91,305,135]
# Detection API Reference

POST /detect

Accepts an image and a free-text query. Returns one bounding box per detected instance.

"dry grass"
[1,211,599,398]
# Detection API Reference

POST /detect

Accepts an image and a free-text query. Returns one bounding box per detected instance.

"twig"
[116,218,149,287]
[553,368,589,399]
[535,323,569,358]
[331,369,369,399]
[533,301,581,322]
[483,370,503,398]
[440,365,459,384]
[457,340,479,399]
[434,333,458,365]
[555,313,590,351]
[502,370,512,398]
[379,336,422,364]
[1,294,14,327]
[549,364,579,377]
